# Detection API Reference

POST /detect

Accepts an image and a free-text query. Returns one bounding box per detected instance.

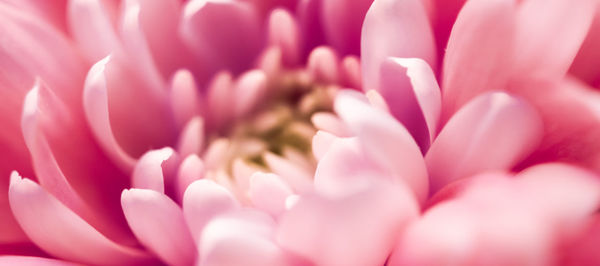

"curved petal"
[175,154,205,203]
[180,0,263,76]
[68,0,121,62]
[170,69,201,130]
[183,180,240,243]
[8,173,152,265]
[426,92,543,194]
[361,0,435,91]
[307,46,340,84]
[248,172,293,217]
[321,0,372,56]
[121,188,197,266]
[268,8,301,66]
[441,0,516,121]
[132,148,178,193]
[233,70,268,118]
[176,116,205,159]
[277,182,419,266]
[335,90,429,203]
[378,57,441,152]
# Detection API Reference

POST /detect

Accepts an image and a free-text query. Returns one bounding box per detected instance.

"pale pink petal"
[378,57,441,152]
[314,137,388,197]
[0,256,77,266]
[361,0,435,91]
[513,0,597,80]
[183,180,240,243]
[177,116,205,158]
[268,8,301,66]
[8,173,152,265]
[234,70,268,118]
[426,92,543,194]
[311,112,350,137]
[1,0,68,32]
[68,0,121,62]
[340,55,362,90]
[441,0,516,121]
[170,69,201,130]
[181,0,263,75]
[249,172,293,217]
[277,182,419,266]
[232,159,262,197]
[335,90,429,203]
[311,130,337,160]
[263,152,314,193]
[307,46,340,84]
[132,148,178,193]
[321,0,372,56]
[121,188,197,266]
[205,72,234,131]
[83,56,176,170]
[175,154,205,203]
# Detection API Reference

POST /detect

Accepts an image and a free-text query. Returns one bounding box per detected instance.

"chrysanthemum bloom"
[1,0,600,265]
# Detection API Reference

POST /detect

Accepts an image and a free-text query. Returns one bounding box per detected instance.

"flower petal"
[321,0,372,56]
[68,0,121,62]
[132,148,178,194]
[175,154,205,203]
[335,90,429,203]
[0,256,77,266]
[426,92,543,194]
[268,8,301,66]
[361,0,435,91]
[8,172,152,265]
[570,5,600,86]
[170,69,201,130]
[248,172,293,217]
[121,188,197,266]
[177,116,205,159]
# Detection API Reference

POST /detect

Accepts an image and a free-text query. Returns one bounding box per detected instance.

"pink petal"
[441,0,516,121]
[277,182,419,266]
[311,130,337,160]
[297,0,326,58]
[512,0,597,80]
[83,55,176,170]
[170,69,201,130]
[8,173,152,265]
[378,57,441,152]
[205,71,234,131]
[268,8,301,66]
[307,46,340,84]
[426,92,543,194]
[175,154,205,203]
[340,55,362,90]
[570,5,600,86]
[263,152,314,194]
[234,70,268,118]
[183,180,240,243]
[0,256,77,266]
[335,90,429,203]
[181,0,263,75]
[361,0,435,91]
[249,172,293,217]
[1,0,68,33]
[562,214,600,266]
[311,112,350,137]
[321,0,372,56]
[177,116,205,159]
[132,148,178,193]
[68,0,121,62]
[121,188,196,266]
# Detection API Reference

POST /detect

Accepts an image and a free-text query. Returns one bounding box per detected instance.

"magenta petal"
[183,180,240,243]
[378,57,441,152]
[441,0,516,121]
[8,173,151,265]
[335,90,429,203]
[0,256,77,266]
[181,0,263,75]
[571,6,600,86]
[121,189,197,266]
[277,182,419,266]
[361,0,435,91]
[321,0,372,56]
[268,8,302,66]
[426,92,544,194]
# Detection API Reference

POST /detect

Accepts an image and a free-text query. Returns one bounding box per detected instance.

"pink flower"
[1,0,599,265]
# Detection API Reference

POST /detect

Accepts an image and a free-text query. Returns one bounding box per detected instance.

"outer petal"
[335,90,428,203]
[426,92,543,194]
[361,0,435,91]
[378,57,441,152]
[321,0,372,56]
[8,173,152,265]
[181,0,263,76]
[121,189,197,266]
[277,182,419,266]
[131,148,178,193]
[441,0,516,121]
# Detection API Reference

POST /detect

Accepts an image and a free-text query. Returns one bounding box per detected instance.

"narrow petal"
[307,46,340,84]
[175,154,205,203]
[426,92,544,194]
[68,0,121,62]
[321,0,372,55]
[263,152,314,193]
[361,0,435,91]
[268,8,301,66]
[297,0,326,58]
[0,256,77,266]
[335,90,429,203]
[170,69,201,130]
[378,57,441,152]
[132,148,178,193]
[249,172,293,217]
[183,180,240,243]
[8,173,151,265]
[121,189,197,266]
[277,183,419,266]
[441,0,516,121]
[234,70,268,118]
[177,116,205,159]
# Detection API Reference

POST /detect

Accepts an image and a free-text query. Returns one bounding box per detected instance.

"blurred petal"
[0,256,77,266]
[268,8,301,66]
[121,189,196,266]
[9,173,151,265]
[249,172,293,217]
[361,0,435,91]
[177,117,204,159]
[234,70,268,118]
[170,69,201,130]
[426,92,543,194]
[570,5,600,86]
[307,46,340,84]
[321,0,372,56]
